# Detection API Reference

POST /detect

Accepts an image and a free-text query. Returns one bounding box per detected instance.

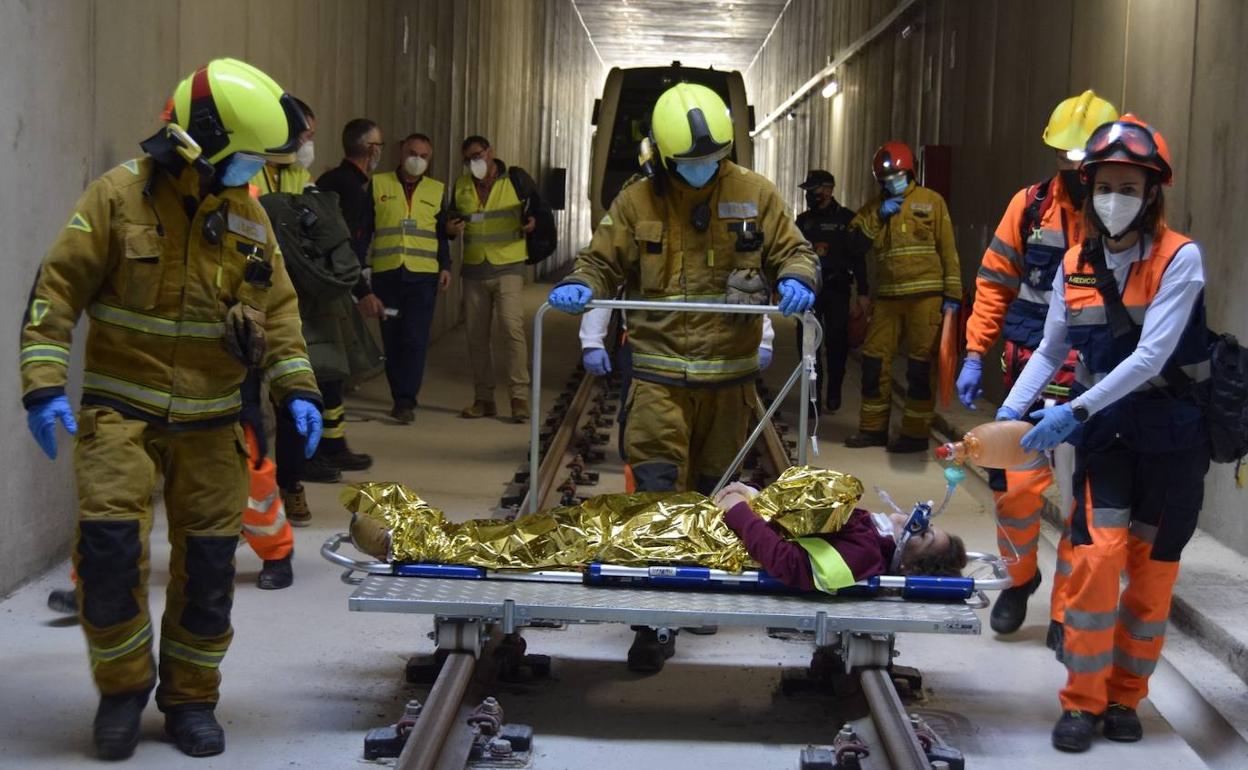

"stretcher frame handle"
[530,299,823,515]
[321,532,393,585]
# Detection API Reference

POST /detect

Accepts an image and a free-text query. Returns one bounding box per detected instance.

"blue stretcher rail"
[323,534,1010,603]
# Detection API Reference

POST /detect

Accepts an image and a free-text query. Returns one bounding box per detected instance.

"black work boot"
[302,454,342,484]
[322,444,374,472]
[165,707,225,757]
[627,627,676,673]
[1046,619,1066,662]
[47,587,78,615]
[1052,710,1100,752]
[257,553,293,590]
[94,690,150,760]
[1103,703,1143,742]
[844,430,888,448]
[990,572,1042,634]
[887,435,930,454]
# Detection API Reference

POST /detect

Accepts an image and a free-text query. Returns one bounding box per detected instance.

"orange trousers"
[992,462,1072,624]
[1058,439,1207,714]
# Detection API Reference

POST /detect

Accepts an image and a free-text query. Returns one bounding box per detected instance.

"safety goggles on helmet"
[1082,120,1172,183]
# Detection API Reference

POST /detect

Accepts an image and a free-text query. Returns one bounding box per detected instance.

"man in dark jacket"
[796,170,866,413]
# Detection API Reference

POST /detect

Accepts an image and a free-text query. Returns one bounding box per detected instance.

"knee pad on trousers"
[180,536,238,637]
[906,358,933,401]
[78,520,142,628]
[632,462,679,492]
[861,357,883,398]
[988,468,1008,493]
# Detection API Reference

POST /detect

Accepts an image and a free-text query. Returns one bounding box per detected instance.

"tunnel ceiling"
[573,0,788,72]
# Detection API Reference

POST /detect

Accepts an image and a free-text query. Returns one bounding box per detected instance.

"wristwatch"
[1072,404,1091,423]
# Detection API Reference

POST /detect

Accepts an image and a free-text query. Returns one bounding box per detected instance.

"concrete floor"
[0,284,1243,769]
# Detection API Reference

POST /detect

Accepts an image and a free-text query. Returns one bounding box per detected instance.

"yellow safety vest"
[795,537,856,593]
[453,173,527,266]
[370,172,444,274]
[249,164,311,196]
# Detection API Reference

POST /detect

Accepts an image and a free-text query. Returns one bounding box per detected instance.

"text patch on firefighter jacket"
[371,172,444,275]
[20,157,319,425]
[849,181,960,300]
[563,160,819,386]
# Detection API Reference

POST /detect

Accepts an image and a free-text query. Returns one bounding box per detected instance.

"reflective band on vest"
[454,173,526,266]
[1063,230,1209,390]
[370,172,444,274]
[795,537,856,592]
[83,370,241,418]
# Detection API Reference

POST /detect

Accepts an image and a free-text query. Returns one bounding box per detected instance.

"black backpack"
[508,167,557,264]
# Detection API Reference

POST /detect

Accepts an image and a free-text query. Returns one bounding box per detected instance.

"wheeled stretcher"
[326,301,1008,769]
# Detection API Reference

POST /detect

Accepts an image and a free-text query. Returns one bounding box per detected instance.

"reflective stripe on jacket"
[370,172,444,274]
[453,173,526,266]
[20,157,319,424]
[849,181,960,299]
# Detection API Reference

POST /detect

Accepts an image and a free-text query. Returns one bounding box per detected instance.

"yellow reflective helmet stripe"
[796,537,857,592]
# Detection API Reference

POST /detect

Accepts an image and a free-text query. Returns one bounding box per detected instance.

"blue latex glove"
[26,395,77,460]
[956,357,983,409]
[942,300,960,315]
[777,278,815,316]
[583,348,611,376]
[996,405,1021,421]
[759,347,773,370]
[1021,404,1078,452]
[288,399,323,459]
[548,284,592,314]
[878,197,904,220]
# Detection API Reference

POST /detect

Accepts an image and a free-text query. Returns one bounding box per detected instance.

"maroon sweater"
[724,502,897,591]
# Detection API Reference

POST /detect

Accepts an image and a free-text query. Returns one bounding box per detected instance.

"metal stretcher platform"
[349,574,981,636]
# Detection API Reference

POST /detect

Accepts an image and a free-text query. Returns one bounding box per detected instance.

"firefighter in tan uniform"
[844,140,961,453]
[19,59,322,760]
[549,83,818,671]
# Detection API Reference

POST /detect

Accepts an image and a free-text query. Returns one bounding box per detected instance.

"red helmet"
[872,141,915,181]
[1080,114,1173,186]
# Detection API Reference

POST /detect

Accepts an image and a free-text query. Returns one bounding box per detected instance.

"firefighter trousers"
[72,406,248,711]
[624,379,752,494]
[858,295,941,438]
[1059,437,1208,714]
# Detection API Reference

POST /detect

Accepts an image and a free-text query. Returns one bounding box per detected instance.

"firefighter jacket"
[453,167,527,266]
[370,172,445,275]
[849,180,960,300]
[20,157,320,426]
[969,176,1083,354]
[563,160,819,386]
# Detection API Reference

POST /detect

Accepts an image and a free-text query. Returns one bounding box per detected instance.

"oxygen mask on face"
[877,465,965,573]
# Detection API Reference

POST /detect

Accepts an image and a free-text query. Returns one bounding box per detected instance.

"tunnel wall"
[0,0,601,596]
[746,0,1248,555]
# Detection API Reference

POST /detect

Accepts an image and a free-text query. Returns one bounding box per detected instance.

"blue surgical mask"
[675,159,720,188]
[217,153,267,188]
[883,175,908,197]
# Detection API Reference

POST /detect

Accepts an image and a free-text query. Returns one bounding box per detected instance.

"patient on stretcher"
[713,482,967,593]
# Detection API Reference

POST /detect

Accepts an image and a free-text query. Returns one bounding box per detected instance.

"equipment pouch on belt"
[725,268,769,306]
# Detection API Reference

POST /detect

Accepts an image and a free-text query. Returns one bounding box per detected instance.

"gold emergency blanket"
[342,466,864,572]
